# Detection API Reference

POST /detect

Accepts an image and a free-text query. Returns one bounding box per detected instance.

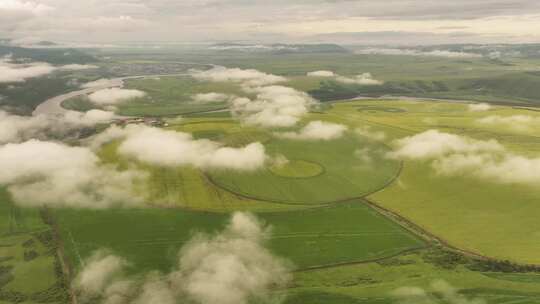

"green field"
[314,99,540,264]
[209,135,400,204]
[0,190,68,304]
[6,46,540,304]
[55,200,425,272]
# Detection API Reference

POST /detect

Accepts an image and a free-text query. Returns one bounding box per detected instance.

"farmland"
[49,95,540,303]
[4,45,540,304]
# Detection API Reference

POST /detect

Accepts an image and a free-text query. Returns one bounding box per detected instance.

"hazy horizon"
[2,0,540,46]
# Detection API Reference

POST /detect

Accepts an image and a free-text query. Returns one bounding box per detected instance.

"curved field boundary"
[268,159,326,179]
[204,158,404,208]
[294,246,427,273]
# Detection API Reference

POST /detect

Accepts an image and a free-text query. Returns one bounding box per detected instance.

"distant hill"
[209,43,349,54]
[0,44,97,64]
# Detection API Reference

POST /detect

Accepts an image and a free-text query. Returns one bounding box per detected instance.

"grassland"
[0,190,68,304]
[7,48,540,303]
[318,99,540,265]
[210,134,400,204]
[55,200,425,272]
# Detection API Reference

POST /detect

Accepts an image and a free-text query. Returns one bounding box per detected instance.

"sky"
[1,0,540,45]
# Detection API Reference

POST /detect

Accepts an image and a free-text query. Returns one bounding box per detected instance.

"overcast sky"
[1,0,540,45]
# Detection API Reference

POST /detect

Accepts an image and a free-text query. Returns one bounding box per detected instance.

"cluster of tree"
[308,80,450,102]
[422,246,540,273]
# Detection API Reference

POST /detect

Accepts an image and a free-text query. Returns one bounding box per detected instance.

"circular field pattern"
[208,135,401,205]
[269,160,324,178]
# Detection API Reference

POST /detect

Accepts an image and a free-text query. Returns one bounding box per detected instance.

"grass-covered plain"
[0,190,68,303]
[55,200,425,273]
[210,134,400,204]
[321,99,540,264]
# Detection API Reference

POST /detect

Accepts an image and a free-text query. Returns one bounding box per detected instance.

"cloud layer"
[232,85,317,128]
[191,67,286,87]
[477,115,540,132]
[468,103,492,112]
[0,57,98,83]
[275,120,348,140]
[88,88,146,105]
[92,125,268,171]
[0,140,144,208]
[0,110,115,144]
[356,48,483,58]
[74,212,291,304]
[191,67,317,128]
[307,70,383,85]
[191,92,232,103]
[392,280,485,304]
[390,129,540,185]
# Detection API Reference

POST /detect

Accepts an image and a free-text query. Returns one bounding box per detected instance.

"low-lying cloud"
[191,66,286,87]
[0,140,144,208]
[356,48,483,58]
[0,110,115,144]
[392,280,485,304]
[477,115,540,132]
[468,103,492,112]
[191,92,232,103]
[336,73,383,85]
[307,70,383,85]
[74,212,291,304]
[92,125,268,171]
[306,70,335,77]
[88,88,146,105]
[0,57,98,83]
[0,61,55,83]
[390,129,540,185]
[232,85,317,128]
[275,120,347,140]
[190,67,317,127]
[355,126,387,141]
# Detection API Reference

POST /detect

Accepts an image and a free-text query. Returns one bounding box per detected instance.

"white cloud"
[189,67,316,127]
[275,120,347,140]
[390,129,540,185]
[307,70,383,85]
[0,59,99,83]
[356,48,483,58]
[75,15,151,32]
[392,280,485,304]
[81,78,119,89]
[192,92,231,103]
[476,115,540,132]
[468,103,492,112]
[231,85,317,128]
[92,125,268,171]
[307,70,335,77]
[389,129,503,160]
[59,64,99,71]
[74,250,128,298]
[88,88,146,105]
[355,126,386,141]
[0,140,145,208]
[336,73,383,85]
[0,61,56,83]
[0,110,115,144]
[191,66,286,87]
[0,0,53,17]
[74,212,291,304]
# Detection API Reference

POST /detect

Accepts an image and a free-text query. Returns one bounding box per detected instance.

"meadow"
[54,200,425,272]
